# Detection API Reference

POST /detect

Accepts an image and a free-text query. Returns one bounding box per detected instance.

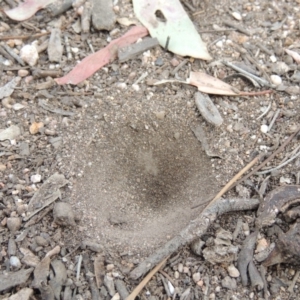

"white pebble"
[174,271,179,279]
[231,12,242,20]
[270,75,282,86]
[20,44,39,66]
[216,40,223,48]
[192,272,201,283]
[12,103,24,111]
[168,281,174,295]
[227,264,240,278]
[10,256,21,269]
[31,174,42,183]
[270,55,277,63]
[260,124,269,133]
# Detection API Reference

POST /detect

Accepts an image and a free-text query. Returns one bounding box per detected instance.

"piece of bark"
[0,268,33,292]
[94,253,105,288]
[118,37,159,62]
[129,197,259,280]
[82,253,101,300]
[49,260,67,299]
[47,28,63,62]
[91,0,116,31]
[26,173,68,219]
[6,287,33,300]
[32,257,51,288]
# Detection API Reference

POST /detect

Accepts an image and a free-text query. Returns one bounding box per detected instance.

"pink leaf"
[55,26,148,85]
[5,0,56,21]
[188,72,240,96]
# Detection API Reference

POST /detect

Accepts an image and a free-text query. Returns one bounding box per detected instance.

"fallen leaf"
[285,49,300,64]
[188,72,240,95]
[4,0,56,21]
[55,26,148,85]
[133,0,211,60]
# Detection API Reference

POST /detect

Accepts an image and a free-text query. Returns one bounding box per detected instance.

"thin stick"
[126,256,169,300]
[192,154,261,209]
[205,155,261,209]
[233,126,300,188]
[0,32,50,40]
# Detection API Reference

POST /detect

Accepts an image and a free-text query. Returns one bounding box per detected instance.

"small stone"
[231,12,242,20]
[170,58,179,67]
[35,236,49,247]
[8,238,17,256]
[18,69,29,77]
[155,57,163,66]
[0,164,6,171]
[31,174,41,183]
[20,44,39,66]
[249,292,254,298]
[155,111,166,119]
[10,256,21,269]
[221,276,237,290]
[270,55,277,63]
[12,103,25,110]
[174,132,180,140]
[178,263,183,273]
[271,75,282,86]
[174,271,179,279]
[260,124,268,133]
[183,266,189,274]
[53,202,76,226]
[92,0,116,31]
[111,293,120,300]
[227,264,240,278]
[29,122,44,134]
[7,217,21,232]
[106,264,115,271]
[192,272,201,283]
[255,238,268,253]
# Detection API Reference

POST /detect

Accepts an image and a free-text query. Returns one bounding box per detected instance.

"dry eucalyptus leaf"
[133,0,211,60]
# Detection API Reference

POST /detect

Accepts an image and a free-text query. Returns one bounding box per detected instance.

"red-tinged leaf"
[188,72,240,96]
[5,0,56,21]
[55,26,148,85]
[285,49,300,64]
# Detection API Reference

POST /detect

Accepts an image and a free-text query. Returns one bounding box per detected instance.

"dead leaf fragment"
[188,72,240,96]
[29,122,44,135]
[5,0,56,21]
[285,49,300,64]
[133,0,211,60]
[55,26,148,85]
[0,268,33,292]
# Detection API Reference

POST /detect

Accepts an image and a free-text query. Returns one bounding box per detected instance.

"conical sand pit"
[64,90,219,257]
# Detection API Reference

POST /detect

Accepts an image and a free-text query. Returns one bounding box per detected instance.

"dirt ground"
[1,0,300,299]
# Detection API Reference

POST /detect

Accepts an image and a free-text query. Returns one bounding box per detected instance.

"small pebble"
[270,75,282,86]
[106,264,115,271]
[12,103,25,111]
[0,164,6,171]
[192,272,201,283]
[260,124,269,133]
[111,293,120,300]
[221,276,237,290]
[174,271,179,279]
[53,202,76,227]
[20,44,39,66]
[10,256,21,269]
[270,55,277,63]
[31,174,41,183]
[155,111,166,119]
[255,238,268,253]
[231,12,242,20]
[7,217,21,232]
[227,264,240,278]
[29,122,44,134]
[18,69,29,77]
[183,266,189,274]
